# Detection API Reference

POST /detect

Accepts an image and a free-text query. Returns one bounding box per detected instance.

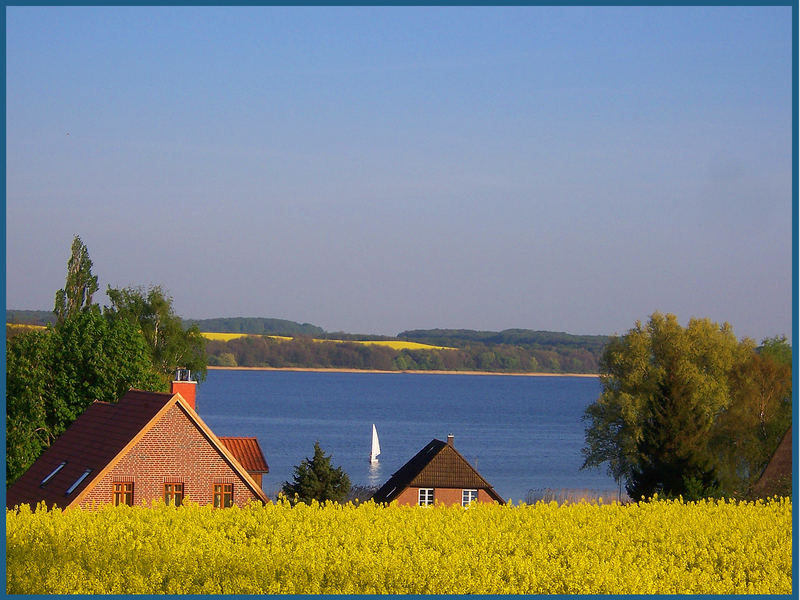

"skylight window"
[65,469,91,495]
[40,461,66,487]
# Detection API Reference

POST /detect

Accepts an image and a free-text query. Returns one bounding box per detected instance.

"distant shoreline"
[207,366,599,377]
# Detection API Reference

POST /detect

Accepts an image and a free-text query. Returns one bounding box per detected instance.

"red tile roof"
[219,437,269,473]
[371,438,504,504]
[6,390,173,510]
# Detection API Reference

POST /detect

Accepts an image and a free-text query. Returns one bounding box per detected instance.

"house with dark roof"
[371,435,504,506]
[6,372,269,510]
[751,426,792,498]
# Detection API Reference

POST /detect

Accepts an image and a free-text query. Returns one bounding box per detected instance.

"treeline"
[183,317,324,337]
[206,335,601,373]
[9,312,608,372]
[401,328,609,373]
[6,310,57,326]
[7,312,325,338]
[400,328,610,355]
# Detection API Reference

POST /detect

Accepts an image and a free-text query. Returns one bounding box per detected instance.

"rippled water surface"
[197,370,617,502]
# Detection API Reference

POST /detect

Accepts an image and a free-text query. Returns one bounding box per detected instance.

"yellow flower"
[5,497,791,594]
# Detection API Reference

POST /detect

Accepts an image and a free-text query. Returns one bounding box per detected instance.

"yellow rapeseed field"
[200,332,453,350]
[6,323,46,332]
[6,497,791,594]
[201,332,288,342]
[342,339,455,351]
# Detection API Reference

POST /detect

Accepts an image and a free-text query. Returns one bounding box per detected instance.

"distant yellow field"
[6,327,452,351]
[6,323,46,331]
[347,340,455,351]
[200,332,453,351]
[201,332,262,342]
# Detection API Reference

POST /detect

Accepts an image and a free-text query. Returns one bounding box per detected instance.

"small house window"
[114,482,134,506]
[213,483,233,508]
[40,461,67,487]
[418,488,434,506]
[164,483,184,506]
[65,469,91,495]
[462,489,478,506]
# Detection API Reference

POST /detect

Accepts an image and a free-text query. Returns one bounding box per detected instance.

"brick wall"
[393,486,499,507]
[80,404,262,509]
[477,489,499,504]
[394,487,420,506]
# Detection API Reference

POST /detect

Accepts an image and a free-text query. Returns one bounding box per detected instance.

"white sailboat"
[369,424,381,463]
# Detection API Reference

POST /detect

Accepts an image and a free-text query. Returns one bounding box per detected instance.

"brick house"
[6,374,269,510]
[371,435,504,506]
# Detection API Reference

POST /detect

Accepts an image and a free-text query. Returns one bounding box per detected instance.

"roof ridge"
[126,388,174,396]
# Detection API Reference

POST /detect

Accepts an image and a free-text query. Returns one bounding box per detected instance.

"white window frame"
[418,488,434,506]
[462,489,478,506]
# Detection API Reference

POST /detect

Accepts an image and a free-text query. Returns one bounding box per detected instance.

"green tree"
[7,237,174,484]
[105,285,207,384]
[758,335,792,366]
[626,377,722,501]
[5,311,163,485]
[6,330,54,484]
[281,442,351,505]
[53,235,99,324]
[48,309,165,431]
[581,312,754,500]
[710,348,792,496]
[214,352,238,368]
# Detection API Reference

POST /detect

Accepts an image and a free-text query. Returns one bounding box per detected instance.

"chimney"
[447,434,454,447]
[171,368,197,411]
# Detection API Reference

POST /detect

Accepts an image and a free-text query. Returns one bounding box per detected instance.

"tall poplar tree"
[53,235,99,324]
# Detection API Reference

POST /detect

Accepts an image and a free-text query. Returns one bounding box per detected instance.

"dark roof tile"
[371,439,503,504]
[6,390,173,510]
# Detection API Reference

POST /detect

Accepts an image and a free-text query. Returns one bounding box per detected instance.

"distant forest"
[399,328,610,356]
[183,317,324,337]
[6,310,56,326]
[205,334,605,373]
[7,312,608,374]
[205,326,609,374]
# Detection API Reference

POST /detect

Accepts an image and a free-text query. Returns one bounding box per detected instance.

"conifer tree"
[281,442,351,505]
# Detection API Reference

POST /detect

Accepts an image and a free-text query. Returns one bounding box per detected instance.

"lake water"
[197,370,618,503]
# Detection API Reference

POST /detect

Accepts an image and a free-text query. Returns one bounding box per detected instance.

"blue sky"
[5,6,793,340]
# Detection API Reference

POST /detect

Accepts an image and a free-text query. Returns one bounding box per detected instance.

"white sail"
[370,424,381,463]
